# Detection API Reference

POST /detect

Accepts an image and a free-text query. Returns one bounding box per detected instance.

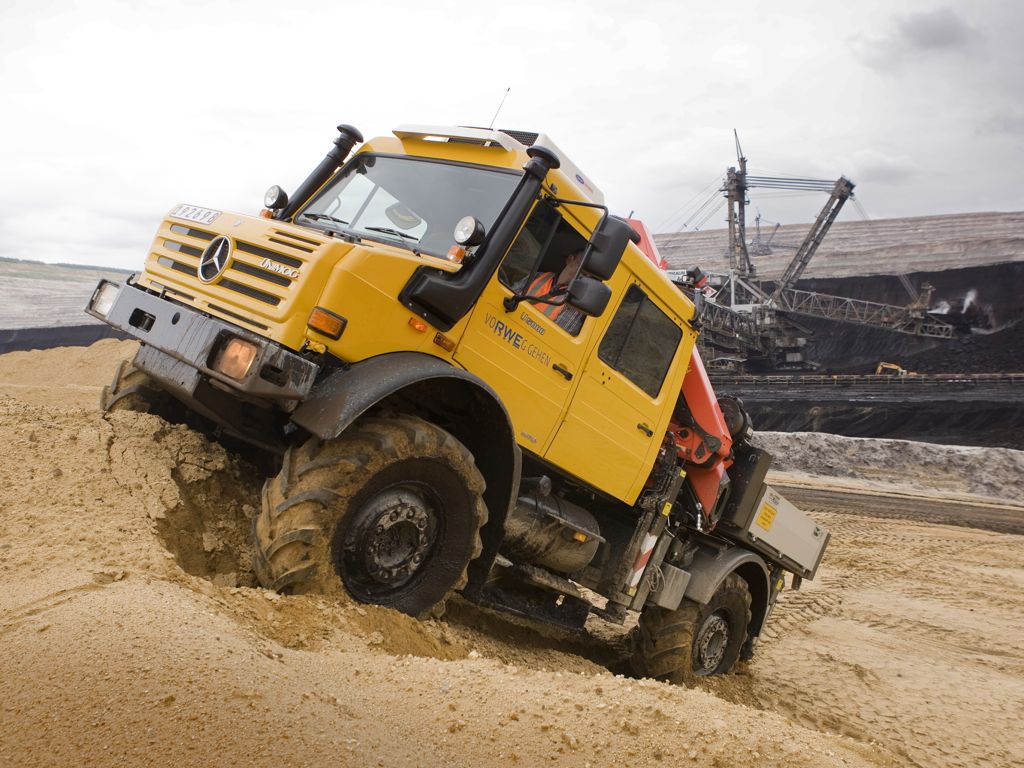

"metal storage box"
[733,485,830,579]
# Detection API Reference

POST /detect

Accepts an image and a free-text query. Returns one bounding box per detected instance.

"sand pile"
[755,430,1024,503]
[2,341,1022,767]
[0,342,888,767]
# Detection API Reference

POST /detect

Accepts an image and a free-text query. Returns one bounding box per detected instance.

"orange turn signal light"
[432,332,455,352]
[307,307,346,339]
[446,245,466,263]
[259,208,273,218]
[408,317,428,333]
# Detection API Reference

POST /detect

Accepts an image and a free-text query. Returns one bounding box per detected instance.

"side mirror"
[567,276,612,317]
[584,215,639,281]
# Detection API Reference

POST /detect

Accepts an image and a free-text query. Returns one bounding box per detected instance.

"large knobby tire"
[631,573,752,684]
[253,415,488,618]
[100,359,168,414]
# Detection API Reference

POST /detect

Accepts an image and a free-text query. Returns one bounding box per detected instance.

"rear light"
[213,338,258,379]
[308,307,346,339]
[92,282,120,317]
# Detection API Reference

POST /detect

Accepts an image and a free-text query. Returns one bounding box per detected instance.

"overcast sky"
[2,0,1022,269]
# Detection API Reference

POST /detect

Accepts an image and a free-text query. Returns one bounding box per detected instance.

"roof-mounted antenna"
[488,87,511,130]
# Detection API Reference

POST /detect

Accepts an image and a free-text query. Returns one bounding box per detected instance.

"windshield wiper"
[301,213,350,227]
[363,226,419,241]
[298,213,361,242]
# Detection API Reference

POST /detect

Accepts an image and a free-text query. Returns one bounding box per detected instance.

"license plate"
[170,204,221,226]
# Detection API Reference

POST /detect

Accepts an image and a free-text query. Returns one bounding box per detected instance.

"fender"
[290,351,520,597]
[685,545,772,636]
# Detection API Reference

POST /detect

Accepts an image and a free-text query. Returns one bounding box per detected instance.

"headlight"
[264,185,289,210]
[92,282,120,317]
[453,216,485,246]
[213,337,258,380]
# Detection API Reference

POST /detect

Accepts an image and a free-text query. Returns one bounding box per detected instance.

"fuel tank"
[501,479,603,574]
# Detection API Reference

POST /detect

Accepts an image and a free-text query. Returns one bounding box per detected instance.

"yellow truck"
[87,123,828,682]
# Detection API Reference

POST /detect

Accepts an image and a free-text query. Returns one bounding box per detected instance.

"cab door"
[545,280,692,503]
[454,201,593,453]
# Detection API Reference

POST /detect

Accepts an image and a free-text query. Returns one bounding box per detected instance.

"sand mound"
[0,373,882,767]
[755,430,1024,503]
[3,341,1022,767]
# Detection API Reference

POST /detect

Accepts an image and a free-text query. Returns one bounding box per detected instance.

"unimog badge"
[260,258,300,279]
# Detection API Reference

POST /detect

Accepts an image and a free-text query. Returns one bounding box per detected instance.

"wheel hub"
[352,487,437,588]
[695,612,730,674]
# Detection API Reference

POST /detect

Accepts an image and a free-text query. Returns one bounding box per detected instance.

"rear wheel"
[253,415,487,617]
[631,573,751,684]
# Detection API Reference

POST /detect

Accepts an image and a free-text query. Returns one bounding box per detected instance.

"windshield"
[298,154,521,257]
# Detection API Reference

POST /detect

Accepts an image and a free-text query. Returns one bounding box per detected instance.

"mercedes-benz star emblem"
[198,236,232,283]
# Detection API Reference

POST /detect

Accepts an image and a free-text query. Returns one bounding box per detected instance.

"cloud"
[977,109,1024,137]
[855,7,978,69]
[845,149,916,185]
[896,7,976,50]
[3,0,1023,268]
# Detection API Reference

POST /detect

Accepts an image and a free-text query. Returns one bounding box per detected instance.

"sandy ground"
[1,340,1022,767]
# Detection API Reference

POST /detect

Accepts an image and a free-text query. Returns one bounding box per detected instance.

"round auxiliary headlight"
[453,216,485,246]
[264,185,289,210]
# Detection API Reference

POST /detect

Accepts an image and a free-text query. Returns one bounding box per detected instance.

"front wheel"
[253,415,488,617]
[631,573,752,684]
[100,359,167,413]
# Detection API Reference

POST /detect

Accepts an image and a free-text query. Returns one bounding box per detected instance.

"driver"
[523,250,585,334]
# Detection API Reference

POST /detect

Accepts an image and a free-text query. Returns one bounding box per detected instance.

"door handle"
[637,422,654,437]
[552,363,573,381]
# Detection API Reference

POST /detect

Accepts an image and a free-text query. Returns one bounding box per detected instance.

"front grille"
[268,229,319,253]
[235,240,303,268]
[169,224,214,241]
[232,260,291,287]
[218,278,281,306]
[151,220,324,310]
[158,256,195,277]
[163,240,202,257]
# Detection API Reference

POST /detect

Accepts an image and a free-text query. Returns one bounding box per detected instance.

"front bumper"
[86,278,320,405]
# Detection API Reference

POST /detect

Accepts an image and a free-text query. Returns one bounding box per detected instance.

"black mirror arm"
[503,286,569,312]
[691,289,705,331]
[543,196,609,268]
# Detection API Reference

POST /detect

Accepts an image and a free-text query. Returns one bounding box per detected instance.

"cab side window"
[497,200,591,337]
[498,201,588,293]
[598,284,682,397]
[499,201,557,290]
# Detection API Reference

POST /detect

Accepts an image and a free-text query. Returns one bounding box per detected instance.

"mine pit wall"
[726,389,1024,450]
[711,261,1023,448]
[796,262,1023,374]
